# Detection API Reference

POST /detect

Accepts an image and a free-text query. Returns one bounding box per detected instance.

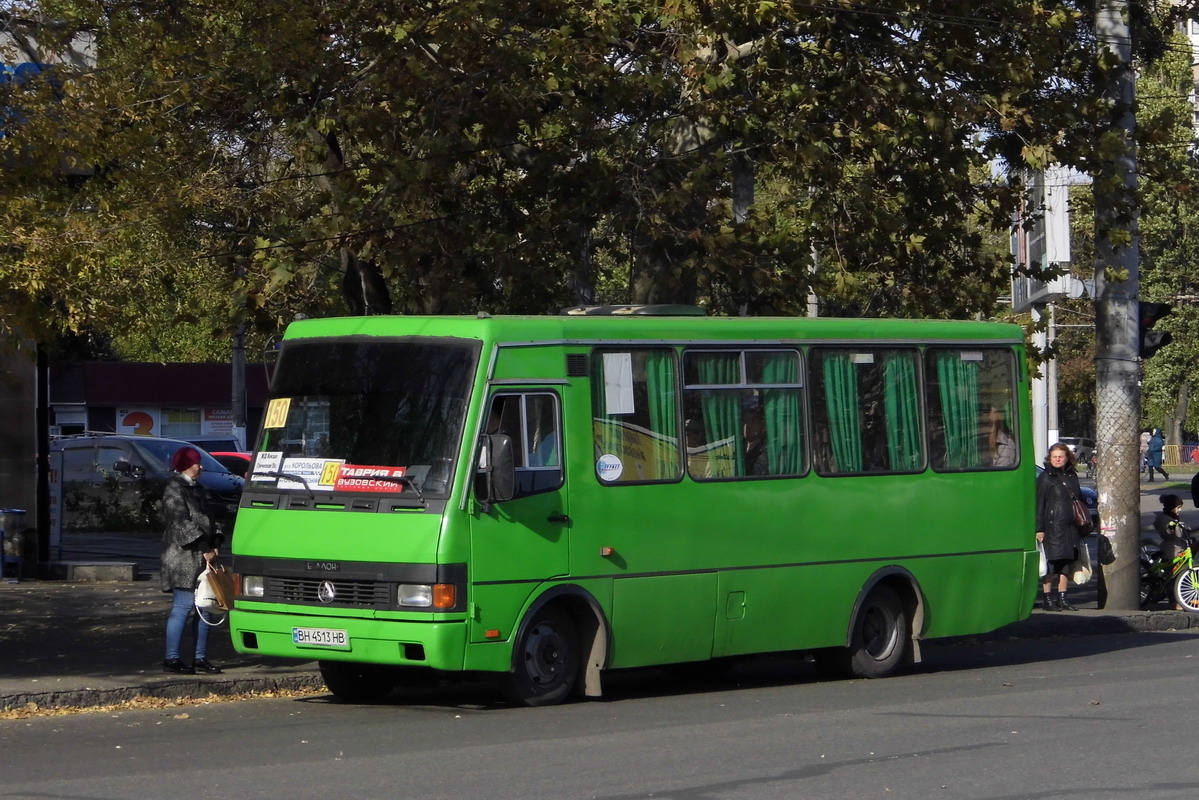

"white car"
[1059,436,1095,464]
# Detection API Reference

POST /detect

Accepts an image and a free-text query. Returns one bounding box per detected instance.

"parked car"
[1035,464,1099,528]
[1059,436,1096,464]
[52,433,244,533]
[186,435,245,453]
[209,451,252,478]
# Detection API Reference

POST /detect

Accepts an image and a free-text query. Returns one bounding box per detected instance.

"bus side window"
[926,348,1017,471]
[484,392,563,499]
[810,347,922,475]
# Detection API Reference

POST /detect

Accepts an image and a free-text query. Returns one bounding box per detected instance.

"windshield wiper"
[250,471,315,499]
[360,474,427,507]
[249,470,427,508]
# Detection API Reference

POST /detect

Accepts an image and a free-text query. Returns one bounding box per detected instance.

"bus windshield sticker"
[850,353,874,364]
[961,351,984,361]
[602,352,635,415]
[597,453,624,482]
[334,464,409,493]
[280,457,340,490]
[264,397,291,429]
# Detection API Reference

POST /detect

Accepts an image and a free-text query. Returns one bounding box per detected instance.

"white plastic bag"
[1070,540,1093,585]
[1037,541,1047,579]
[195,565,229,625]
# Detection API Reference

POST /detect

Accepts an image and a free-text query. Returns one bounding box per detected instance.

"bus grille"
[269,577,390,608]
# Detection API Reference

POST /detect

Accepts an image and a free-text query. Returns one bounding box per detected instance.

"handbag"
[1098,533,1116,566]
[1072,498,1094,535]
[195,562,234,625]
[1069,540,1093,585]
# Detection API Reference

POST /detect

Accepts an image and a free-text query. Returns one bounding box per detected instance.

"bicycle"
[1139,531,1199,611]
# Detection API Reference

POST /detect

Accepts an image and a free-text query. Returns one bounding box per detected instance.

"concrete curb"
[1,673,326,714]
[961,608,1199,643]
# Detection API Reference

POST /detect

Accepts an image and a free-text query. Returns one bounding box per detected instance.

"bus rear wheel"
[319,660,395,704]
[813,584,908,680]
[848,585,908,677]
[504,606,579,707]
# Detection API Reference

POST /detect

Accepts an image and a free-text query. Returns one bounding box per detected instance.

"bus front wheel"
[319,660,395,704]
[504,606,579,707]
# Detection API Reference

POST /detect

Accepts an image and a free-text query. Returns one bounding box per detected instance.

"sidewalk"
[0,577,324,714]
[2,479,1197,715]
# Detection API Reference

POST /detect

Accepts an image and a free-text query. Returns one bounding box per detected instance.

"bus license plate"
[292,627,348,647]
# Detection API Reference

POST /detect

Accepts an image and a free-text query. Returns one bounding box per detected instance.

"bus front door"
[469,391,569,644]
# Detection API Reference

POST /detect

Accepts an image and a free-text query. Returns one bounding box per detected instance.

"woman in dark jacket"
[1035,442,1087,611]
[160,446,223,674]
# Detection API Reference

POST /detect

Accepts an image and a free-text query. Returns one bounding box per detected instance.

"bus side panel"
[714,566,852,657]
[609,573,717,668]
[468,581,539,644]
[903,551,1030,638]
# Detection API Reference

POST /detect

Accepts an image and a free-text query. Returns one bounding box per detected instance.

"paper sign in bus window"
[264,398,291,429]
[280,457,339,490]
[603,352,635,415]
[251,451,282,481]
[334,464,408,493]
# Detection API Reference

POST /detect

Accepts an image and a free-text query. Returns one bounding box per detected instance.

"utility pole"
[231,323,247,451]
[1093,0,1141,609]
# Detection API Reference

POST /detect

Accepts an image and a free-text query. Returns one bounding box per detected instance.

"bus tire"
[504,605,579,707]
[847,584,908,678]
[1175,568,1199,612]
[319,660,395,704]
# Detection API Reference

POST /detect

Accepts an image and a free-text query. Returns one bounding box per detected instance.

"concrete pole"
[231,323,247,451]
[1031,305,1048,463]
[1047,304,1059,448]
[1093,0,1141,610]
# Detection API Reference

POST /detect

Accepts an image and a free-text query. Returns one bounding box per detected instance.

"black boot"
[1057,594,1078,611]
[1043,593,1060,611]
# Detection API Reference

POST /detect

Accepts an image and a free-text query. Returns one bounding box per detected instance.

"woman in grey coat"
[161,446,223,674]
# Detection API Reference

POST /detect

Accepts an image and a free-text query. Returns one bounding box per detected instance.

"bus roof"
[282,314,1025,346]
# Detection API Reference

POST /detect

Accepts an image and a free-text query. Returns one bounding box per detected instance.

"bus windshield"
[252,338,479,497]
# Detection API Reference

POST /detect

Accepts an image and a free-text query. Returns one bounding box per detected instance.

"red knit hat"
[171,446,202,472]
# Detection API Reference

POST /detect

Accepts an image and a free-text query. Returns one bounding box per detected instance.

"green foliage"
[1137,22,1199,438]
[0,0,1150,351]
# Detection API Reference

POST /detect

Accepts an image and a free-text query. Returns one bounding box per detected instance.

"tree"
[1137,23,1199,443]
[0,0,1154,350]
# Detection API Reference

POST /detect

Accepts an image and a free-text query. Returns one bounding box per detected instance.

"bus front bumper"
[230,608,468,671]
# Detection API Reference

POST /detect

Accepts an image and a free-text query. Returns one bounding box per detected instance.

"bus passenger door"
[469,391,569,643]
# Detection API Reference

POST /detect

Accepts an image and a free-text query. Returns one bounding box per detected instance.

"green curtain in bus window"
[698,354,740,477]
[883,353,921,471]
[645,350,680,479]
[935,352,981,469]
[822,354,863,473]
[762,353,803,475]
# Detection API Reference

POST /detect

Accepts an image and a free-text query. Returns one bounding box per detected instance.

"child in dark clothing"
[1155,494,1193,611]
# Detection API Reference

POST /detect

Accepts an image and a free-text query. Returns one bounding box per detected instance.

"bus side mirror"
[478,433,515,505]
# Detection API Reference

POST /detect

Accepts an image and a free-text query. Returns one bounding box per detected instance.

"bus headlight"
[398,584,432,607]
[241,575,265,598]
[398,583,456,609]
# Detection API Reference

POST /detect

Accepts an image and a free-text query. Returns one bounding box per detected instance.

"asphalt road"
[4,628,1199,799]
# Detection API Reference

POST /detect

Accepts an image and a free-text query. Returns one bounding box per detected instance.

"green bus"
[229,308,1037,705]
